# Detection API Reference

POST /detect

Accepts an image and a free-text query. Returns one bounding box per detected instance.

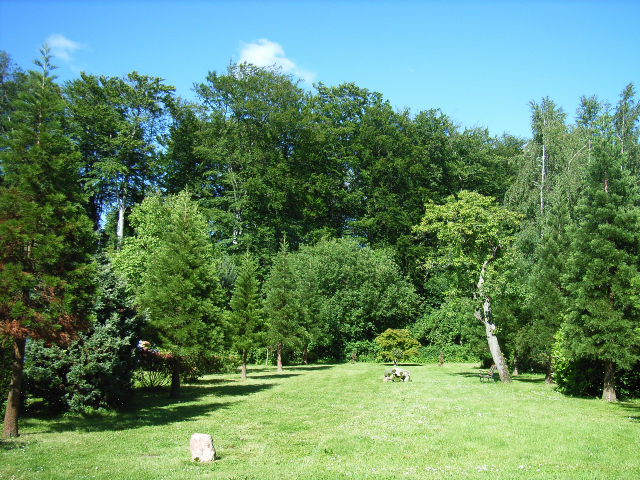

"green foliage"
[0,45,96,345]
[0,45,96,436]
[23,257,143,412]
[561,140,640,397]
[23,341,70,413]
[195,64,311,261]
[553,330,640,398]
[295,238,420,360]
[263,238,305,365]
[134,190,227,394]
[229,255,264,356]
[412,297,487,364]
[64,71,175,235]
[343,340,380,363]
[374,329,421,363]
[414,344,479,364]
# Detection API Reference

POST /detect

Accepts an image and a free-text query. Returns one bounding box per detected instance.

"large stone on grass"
[190,433,216,462]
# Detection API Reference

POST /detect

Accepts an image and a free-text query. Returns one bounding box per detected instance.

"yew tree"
[0,46,95,437]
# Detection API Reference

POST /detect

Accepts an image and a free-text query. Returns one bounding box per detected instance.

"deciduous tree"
[414,191,522,382]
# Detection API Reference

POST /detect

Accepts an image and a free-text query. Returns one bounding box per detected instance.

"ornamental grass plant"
[1,363,638,479]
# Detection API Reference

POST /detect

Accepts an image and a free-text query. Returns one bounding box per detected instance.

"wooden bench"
[479,364,496,382]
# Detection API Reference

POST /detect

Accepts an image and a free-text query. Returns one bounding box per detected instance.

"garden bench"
[479,364,496,382]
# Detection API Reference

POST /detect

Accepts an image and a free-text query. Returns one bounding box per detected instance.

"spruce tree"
[229,255,264,380]
[136,190,225,398]
[0,45,95,437]
[263,237,304,371]
[562,140,640,401]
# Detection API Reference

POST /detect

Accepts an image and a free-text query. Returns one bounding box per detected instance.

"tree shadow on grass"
[615,400,640,423]
[285,365,335,371]
[448,371,482,379]
[18,379,277,436]
[511,376,546,384]
[249,373,301,380]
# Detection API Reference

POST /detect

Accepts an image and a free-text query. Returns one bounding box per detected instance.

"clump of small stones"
[383,367,411,382]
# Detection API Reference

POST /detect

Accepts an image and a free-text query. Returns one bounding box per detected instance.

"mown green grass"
[1,363,639,479]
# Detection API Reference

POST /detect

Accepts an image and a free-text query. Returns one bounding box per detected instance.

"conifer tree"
[229,255,264,380]
[562,140,640,401]
[0,45,95,437]
[136,190,226,398]
[263,237,304,371]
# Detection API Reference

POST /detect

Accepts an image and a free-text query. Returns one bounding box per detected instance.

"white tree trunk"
[475,251,511,383]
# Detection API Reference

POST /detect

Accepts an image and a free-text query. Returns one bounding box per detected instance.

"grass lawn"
[1,362,639,479]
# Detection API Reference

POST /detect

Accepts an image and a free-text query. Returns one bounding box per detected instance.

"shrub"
[23,341,70,413]
[23,258,143,412]
[343,340,380,363]
[65,319,138,411]
[374,329,421,364]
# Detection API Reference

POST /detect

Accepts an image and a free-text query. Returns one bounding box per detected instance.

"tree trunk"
[512,354,519,376]
[545,355,554,384]
[2,338,26,439]
[475,253,511,383]
[482,316,511,383]
[302,344,308,365]
[241,350,247,381]
[265,347,269,366]
[169,357,181,399]
[277,343,283,372]
[602,360,616,402]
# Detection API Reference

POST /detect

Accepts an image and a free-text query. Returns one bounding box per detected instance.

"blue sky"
[1,0,638,139]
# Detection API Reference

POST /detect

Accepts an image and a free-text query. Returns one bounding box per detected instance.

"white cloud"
[46,34,86,63]
[237,39,316,85]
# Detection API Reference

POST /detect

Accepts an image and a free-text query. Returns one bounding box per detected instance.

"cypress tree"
[0,45,95,437]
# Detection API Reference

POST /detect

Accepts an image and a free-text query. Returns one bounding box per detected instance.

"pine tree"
[563,140,640,401]
[0,45,95,437]
[136,190,225,398]
[229,255,264,380]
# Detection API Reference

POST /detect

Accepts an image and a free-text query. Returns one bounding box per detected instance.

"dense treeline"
[1,45,639,436]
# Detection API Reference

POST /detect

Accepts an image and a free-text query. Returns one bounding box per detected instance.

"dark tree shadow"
[511,376,546,384]
[449,371,482,379]
[17,380,277,436]
[250,373,300,380]
[615,401,640,423]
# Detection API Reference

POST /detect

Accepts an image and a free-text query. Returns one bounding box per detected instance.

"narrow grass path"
[1,363,639,479]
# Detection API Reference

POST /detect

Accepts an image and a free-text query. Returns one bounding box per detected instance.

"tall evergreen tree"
[229,255,264,380]
[263,237,304,371]
[0,45,95,437]
[562,140,640,401]
[135,190,226,398]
